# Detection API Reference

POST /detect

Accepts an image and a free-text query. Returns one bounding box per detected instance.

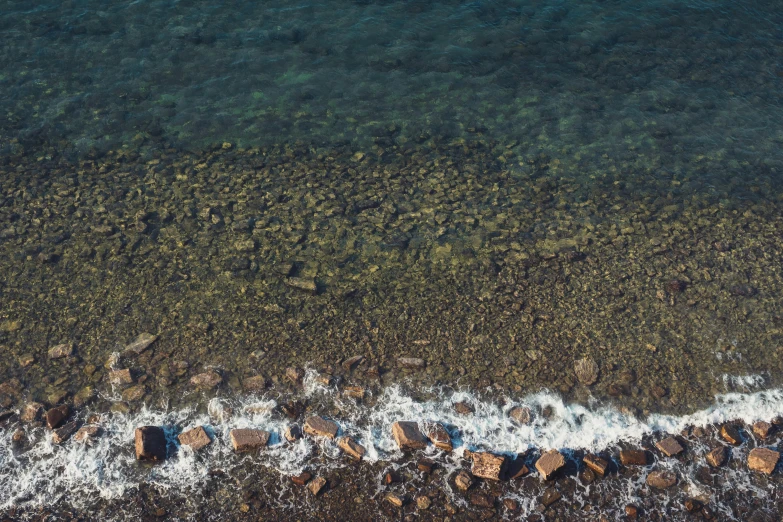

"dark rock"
[619,449,648,466]
[583,454,609,476]
[284,425,302,442]
[646,470,677,489]
[655,436,684,457]
[719,424,742,445]
[666,280,687,293]
[285,367,305,384]
[730,284,757,297]
[52,421,79,444]
[684,499,702,513]
[503,498,518,511]
[45,405,70,429]
[417,457,435,474]
[292,472,311,486]
[455,470,473,491]
[342,355,364,371]
[285,277,317,293]
[454,401,474,415]
[74,425,101,444]
[135,426,167,461]
[541,488,561,507]
[706,446,728,467]
[507,458,530,479]
[421,421,452,451]
[469,493,494,508]
[48,343,73,359]
[625,505,639,518]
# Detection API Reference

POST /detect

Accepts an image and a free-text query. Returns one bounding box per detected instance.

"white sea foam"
[1,381,782,519]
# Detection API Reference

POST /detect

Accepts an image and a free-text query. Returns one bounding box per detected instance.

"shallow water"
[1,0,783,519]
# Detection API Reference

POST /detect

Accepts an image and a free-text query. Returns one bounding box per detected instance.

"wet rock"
[135,426,167,461]
[12,429,25,444]
[574,357,599,385]
[285,367,304,384]
[416,496,432,510]
[646,470,677,489]
[730,284,757,297]
[470,493,494,508]
[655,436,684,457]
[536,449,565,480]
[279,400,304,419]
[337,436,366,460]
[178,426,212,451]
[190,371,222,389]
[243,375,267,392]
[308,476,327,496]
[619,449,648,466]
[109,368,134,385]
[719,424,742,445]
[417,457,435,474]
[304,416,339,439]
[284,425,302,442]
[583,454,609,476]
[541,488,561,507]
[385,493,404,508]
[383,471,400,485]
[684,499,702,513]
[706,446,728,467]
[455,470,474,491]
[392,421,428,450]
[625,505,639,518]
[21,402,43,423]
[48,343,73,359]
[342,386,365,399]
[748,448,779,474]
[397,357,425,369]
[52,421,79,444]
[124,333,158,355]
[342,355,364,371]
[422,421,452,451]
[46,405,70,429]
[752,421,774,439]
[229,429,270,452]
[454,401,474,415]
[509,406,531,424]
[291,472,311,486]
[471,452,507,481]
[503,498,518,511]
[74,425,101,444]
[285,277,317,294]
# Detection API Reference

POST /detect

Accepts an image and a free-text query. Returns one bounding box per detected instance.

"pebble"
[469,492,494,508]
[48,343,73,359]
[385,493,404,508]
[397,357,425,369]
[416,496,431,510]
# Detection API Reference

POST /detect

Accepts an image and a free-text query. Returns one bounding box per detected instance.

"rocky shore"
[2,374,783,521]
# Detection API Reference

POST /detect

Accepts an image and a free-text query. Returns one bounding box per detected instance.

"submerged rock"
[45,405,69,429]
[48,343,73,360]
[124,333,158,355]
[190,371,222,389]
[397,357,425,369]
[74,425,101,445]
[574,357,599,385]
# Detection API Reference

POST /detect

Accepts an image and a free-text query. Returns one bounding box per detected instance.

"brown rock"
[455,470,473,490]
[416,496,432,510]
[656,436,684,457]
[684,499,702,513]
[342,386,365,399]
[748,448,780,474]
[109,368,134,385]
[48,343,73,359]
[337,436,366,460]
[666,280,687,293]
[383,471,400,485]
[535,449,565,480]
[503,498,518,511]
[21,402,43,423]
[422,421,452,451]
[471,452,508,481]
[385,493,404,508]
[304,416,339,439]
[720,424,742,445]
[52,421,79,444]
[124,333,158,355]
[509,406,531,424]
[190,371,222,389]
[342,355,364,371]
[706,446,728,467]
[284,425,302,442]
[646,470,677,489]
[229,428,270,452]
[454,401,474,415]
[397,357,425,369]
[74,425,101,444]
[291,472,312,486]
[308,476,327,496]
[135,426,167,461]
[285,367,304,384]
[574,357,599,385]
[392,421,428,450]
[583,454,609,476]
[178,426,212,451]
[753,421,774,439]
[243,375,267,392]
[625,505,639,518]
[417,457,435,474]
[541,488,561,507]
[469,493,494,508]
[507,459,530,479]
[620,449,648,466]
[45,405,70,429]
